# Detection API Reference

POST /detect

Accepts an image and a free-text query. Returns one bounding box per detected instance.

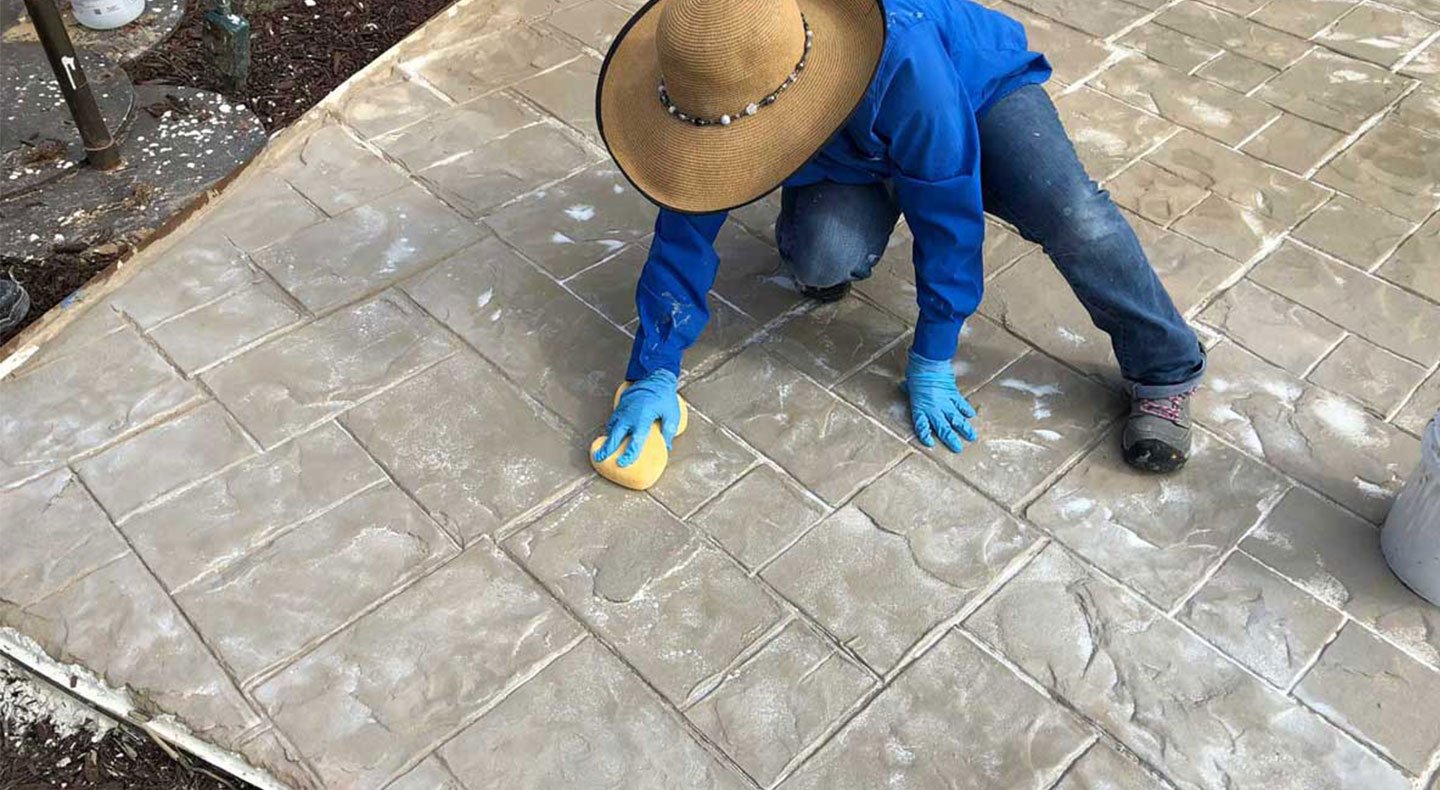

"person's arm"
[875,32,985,452]
[596,208,725,467]
[625,209,727,380]
[876,32,986,362]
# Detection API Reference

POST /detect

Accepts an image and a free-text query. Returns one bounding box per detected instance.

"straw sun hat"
[597,0,887,213]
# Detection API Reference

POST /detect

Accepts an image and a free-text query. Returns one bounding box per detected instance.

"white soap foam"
[565,204,596,221]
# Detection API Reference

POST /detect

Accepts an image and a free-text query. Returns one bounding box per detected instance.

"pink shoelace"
[1136,391,1190,424]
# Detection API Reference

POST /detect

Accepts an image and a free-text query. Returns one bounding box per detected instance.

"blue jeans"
[774,84,1205,397]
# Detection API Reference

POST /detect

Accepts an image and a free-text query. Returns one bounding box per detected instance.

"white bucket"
[71,0,145,30]
[1383,413,1440,607]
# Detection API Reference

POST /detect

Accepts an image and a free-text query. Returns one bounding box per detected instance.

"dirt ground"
[2,0,457,349]
[1,656,251,790]
[129,0,458,132]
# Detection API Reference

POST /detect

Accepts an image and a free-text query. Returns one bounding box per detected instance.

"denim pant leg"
[977,85,1205,397]
[775,180,901,288]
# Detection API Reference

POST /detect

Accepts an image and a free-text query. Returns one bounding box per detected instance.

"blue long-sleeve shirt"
[627,0,1051,380]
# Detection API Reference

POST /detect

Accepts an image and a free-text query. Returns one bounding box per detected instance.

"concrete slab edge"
[0,627,290,790]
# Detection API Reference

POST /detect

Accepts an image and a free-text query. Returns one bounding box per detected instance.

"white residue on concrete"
[1312,393,1382,448]
[564,204,596,221]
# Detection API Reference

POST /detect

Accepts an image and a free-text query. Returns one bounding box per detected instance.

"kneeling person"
[592,0,1205,476]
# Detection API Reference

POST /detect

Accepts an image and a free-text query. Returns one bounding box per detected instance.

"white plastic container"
[71,0,145,30]
[1383,412,1440,607]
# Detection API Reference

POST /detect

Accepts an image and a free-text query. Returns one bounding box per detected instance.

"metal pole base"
[22,0,122,170]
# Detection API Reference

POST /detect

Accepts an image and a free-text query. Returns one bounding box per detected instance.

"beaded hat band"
[658,17,813,127]
[596,0,886,214]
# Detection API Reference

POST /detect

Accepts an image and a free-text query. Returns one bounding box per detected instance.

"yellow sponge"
[591,384,690,491]
[590,428,670,490]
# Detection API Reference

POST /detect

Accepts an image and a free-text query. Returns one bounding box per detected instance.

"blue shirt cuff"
[913,314,963,361]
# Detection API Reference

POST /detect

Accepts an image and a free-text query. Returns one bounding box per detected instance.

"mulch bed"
[1,659,253,790]
[129,0,458,132]
[1,719,253,790]
[2,0,455,348]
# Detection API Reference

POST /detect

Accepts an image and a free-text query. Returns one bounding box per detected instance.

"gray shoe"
[1123,389,1193,473]
[799,281,852,303]
[0,279,29,335]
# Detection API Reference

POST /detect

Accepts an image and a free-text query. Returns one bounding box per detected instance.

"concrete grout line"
[400,67,463,109]
[1304,78,1423,179]
[952,624,1184,788]
[384,251,612,443]
[1286,672,1420,778]
[1387,357,1440,425]
[1299,330,1353,382]
[1170,193,1335,327]
[226,527,466,692]
[1418,739,1440,790]
[1232,109,1284,150]
[672,457,770,523]
[1059,47,1134,95]
[1009,503,1340,689]
[1393,26,1440,73]
[492,471,601,544]
[1104,0,1188,48]
[1010,414,1124,517]
[965,534,1418,781]
[1187,47,1229,78]
[883,535,1054,687]
[1163,477,1295,619]
[168,478,392,597]
[762,603,998,790]
[7,550,130,613]
[45,396,212,522]
[1038,735,1104,790]
[534,18,611,62]
[1284,613,1349,694]
[181,311,309,380]
[1182,366,1411,529]
[1364,203,1436,275]
[1237,546,1440,673]
[490,538,770,789]
[235,724,327,789]
[1279,237,1440,361]
[482,226,639,338]
[1099,123,1184,184]
[1311,2,1368,46]
[1026,707,1101,789]
[376,630,593,788]
[678,615,799,712]
[322,420,467,551]
[637,452,901,682]
[63,470,291,775]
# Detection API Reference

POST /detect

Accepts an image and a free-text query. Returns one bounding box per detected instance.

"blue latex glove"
[903,349,978,453]
[593,369,683,468]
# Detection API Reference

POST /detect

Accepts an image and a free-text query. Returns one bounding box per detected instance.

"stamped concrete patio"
[3,0,1440,786]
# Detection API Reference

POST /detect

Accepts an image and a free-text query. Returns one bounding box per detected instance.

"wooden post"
[203,0,251,94]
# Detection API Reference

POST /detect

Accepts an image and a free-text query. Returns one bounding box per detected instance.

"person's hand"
[593,370,683,468]
[903,349,978,453]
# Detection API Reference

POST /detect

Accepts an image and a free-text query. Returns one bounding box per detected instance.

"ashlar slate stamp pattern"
[2,0,1438,787]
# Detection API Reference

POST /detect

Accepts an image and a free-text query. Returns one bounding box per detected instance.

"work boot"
[0,279,29,335]
[799,281,851,303]
[1123,389,1193,473]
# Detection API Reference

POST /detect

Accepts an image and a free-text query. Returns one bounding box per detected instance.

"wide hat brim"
[597,0,887,214]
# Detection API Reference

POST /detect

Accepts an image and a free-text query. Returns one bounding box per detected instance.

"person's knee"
[1050,185,1127,249]
[784,231,882,288]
